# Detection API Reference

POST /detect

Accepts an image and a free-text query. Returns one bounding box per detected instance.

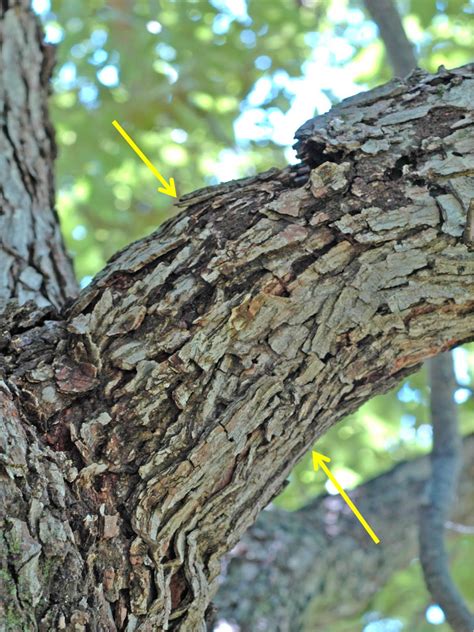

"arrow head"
[312,451,331,471]
[158,177,177,198]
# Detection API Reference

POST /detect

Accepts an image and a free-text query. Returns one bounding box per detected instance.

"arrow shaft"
[321,462,380,544]
[112,120,167,188]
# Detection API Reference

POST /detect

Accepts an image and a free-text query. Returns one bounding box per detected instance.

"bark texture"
[0,0,77,310]
[0,4,79,631]
[363,2,474,626]
[1,9,474,627]
[214,434,474,632]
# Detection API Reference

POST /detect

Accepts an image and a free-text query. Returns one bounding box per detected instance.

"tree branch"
[419,355,474,631]
[363,0,417,77]
[363,0,474,625]
[2,63,474,629]
[214,434,474,631]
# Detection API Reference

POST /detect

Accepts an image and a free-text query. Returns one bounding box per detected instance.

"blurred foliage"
[35,0,474,630]
[317,531,474,632]
[40,0,474,281]
[45,0,327,280]
[324,532,474,632]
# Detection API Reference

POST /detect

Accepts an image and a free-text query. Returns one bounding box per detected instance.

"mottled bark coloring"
[1,2,474,630]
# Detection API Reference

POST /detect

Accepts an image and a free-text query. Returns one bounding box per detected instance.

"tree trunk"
[214,433,474,631]
[1,3,474,629]
[0,2,77,309]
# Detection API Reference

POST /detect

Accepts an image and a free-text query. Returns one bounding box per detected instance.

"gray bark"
[1,3,474,628]
[419,355,474,631]
[363,1,474,626]
[0,1,77,311]
[214,434,474,631]
[363,0,417,77]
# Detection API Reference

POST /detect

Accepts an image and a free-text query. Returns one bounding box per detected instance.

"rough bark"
[0,0,77,310]
[1,6,474,627]
[364,2,473,625]
[214,434,474,631]
[0,4,79,631]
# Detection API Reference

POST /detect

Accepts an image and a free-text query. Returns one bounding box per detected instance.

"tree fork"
[1,3,474,629]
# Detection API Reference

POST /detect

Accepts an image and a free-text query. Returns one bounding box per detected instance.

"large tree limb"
[1,55,474,631]
[214,434,474,631]
[363,1,474,626]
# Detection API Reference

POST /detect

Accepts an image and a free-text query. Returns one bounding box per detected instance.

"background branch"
[362,2,473,627]
[215,434,474,631]
[0,1,77,312]
[363,0,417,77]
[419,355,474,631]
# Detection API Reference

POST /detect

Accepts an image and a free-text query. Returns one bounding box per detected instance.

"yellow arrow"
[112,119,177,198]
[312,451,380,544]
